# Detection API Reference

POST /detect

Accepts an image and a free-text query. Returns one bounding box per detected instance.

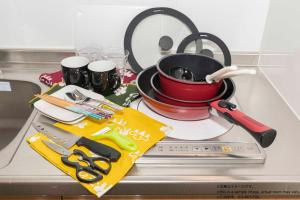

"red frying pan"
[136,66,276,148]
[151,72,228,107]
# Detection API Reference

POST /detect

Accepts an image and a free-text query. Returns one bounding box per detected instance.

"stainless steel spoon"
[65,92,115,115]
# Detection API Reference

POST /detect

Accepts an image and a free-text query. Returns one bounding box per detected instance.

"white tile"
[177,0,270,52]
[0,0,270,51]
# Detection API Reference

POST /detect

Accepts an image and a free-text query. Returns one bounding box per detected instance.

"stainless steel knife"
[42,140,71,156]
[32,122,121,161]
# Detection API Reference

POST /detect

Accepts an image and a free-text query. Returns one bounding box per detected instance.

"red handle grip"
[211,100,276,148]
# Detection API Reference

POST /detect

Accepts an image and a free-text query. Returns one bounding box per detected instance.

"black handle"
[224,111,277,148]
[73,149,111,175]
[76,137,121,161]
[61,156,102,183]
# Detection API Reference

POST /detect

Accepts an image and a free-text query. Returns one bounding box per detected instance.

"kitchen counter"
[0,50,300,198]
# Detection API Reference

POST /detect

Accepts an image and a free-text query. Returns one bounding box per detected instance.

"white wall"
[0,0,270,52]
[259,0,300,120]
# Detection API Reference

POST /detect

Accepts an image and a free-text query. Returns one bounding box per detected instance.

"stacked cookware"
[124,7,276,148]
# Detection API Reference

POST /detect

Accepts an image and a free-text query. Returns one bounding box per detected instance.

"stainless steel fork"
[73,89,123,111]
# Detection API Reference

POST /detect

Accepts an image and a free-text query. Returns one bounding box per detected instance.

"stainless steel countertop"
[0,50,300,197]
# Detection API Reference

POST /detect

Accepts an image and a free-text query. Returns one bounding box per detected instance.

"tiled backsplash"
[0,0,269,52]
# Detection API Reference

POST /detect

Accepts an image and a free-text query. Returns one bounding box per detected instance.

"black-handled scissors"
[43,140,111,183]
[61,149,111,183]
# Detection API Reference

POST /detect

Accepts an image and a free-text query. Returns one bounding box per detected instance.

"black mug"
[61,56,90,89]
[88,60,121,95]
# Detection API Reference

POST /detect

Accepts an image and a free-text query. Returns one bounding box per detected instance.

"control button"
[215,146,222,152]
[157,146,163,152]
[192,146,201,152]
[222,146,232,153]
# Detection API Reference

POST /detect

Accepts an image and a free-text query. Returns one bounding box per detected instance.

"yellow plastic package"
[27,108,170,197]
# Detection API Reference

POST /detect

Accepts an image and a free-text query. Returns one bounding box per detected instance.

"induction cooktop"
[131,98,266,164]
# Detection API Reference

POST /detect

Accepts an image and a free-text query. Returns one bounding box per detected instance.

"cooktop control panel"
[138,142,265,164]
[148,142,260,155]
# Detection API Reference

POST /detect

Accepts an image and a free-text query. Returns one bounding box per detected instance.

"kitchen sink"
[0,79,41,168]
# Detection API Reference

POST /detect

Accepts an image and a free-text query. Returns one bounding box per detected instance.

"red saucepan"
[150,72,228,107]
[136,66,277,148]
[156,53,225,101]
